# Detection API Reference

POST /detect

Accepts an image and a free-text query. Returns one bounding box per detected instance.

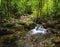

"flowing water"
[24,24,51,47]
[31,24,47,35]
[15,24,52,47]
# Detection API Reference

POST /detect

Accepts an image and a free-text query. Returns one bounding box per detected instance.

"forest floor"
[0,15,60,47]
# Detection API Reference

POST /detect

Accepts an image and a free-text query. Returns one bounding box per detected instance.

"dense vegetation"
[1,0,60,19]
[0,0,60,47]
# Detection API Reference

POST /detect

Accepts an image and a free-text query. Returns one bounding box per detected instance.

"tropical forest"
[0,0,60,47]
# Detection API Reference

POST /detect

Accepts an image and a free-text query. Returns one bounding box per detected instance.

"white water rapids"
[31,24,47,35]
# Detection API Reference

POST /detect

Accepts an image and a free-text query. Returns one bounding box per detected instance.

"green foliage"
[1,0,60,19]
[1,0,32,19]
[53,0,60,17]
[42,0,53,15]
[0,0,1,6]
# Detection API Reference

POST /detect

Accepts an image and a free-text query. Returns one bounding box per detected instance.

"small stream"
[23,24,53,47]
[15,24,53,47]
